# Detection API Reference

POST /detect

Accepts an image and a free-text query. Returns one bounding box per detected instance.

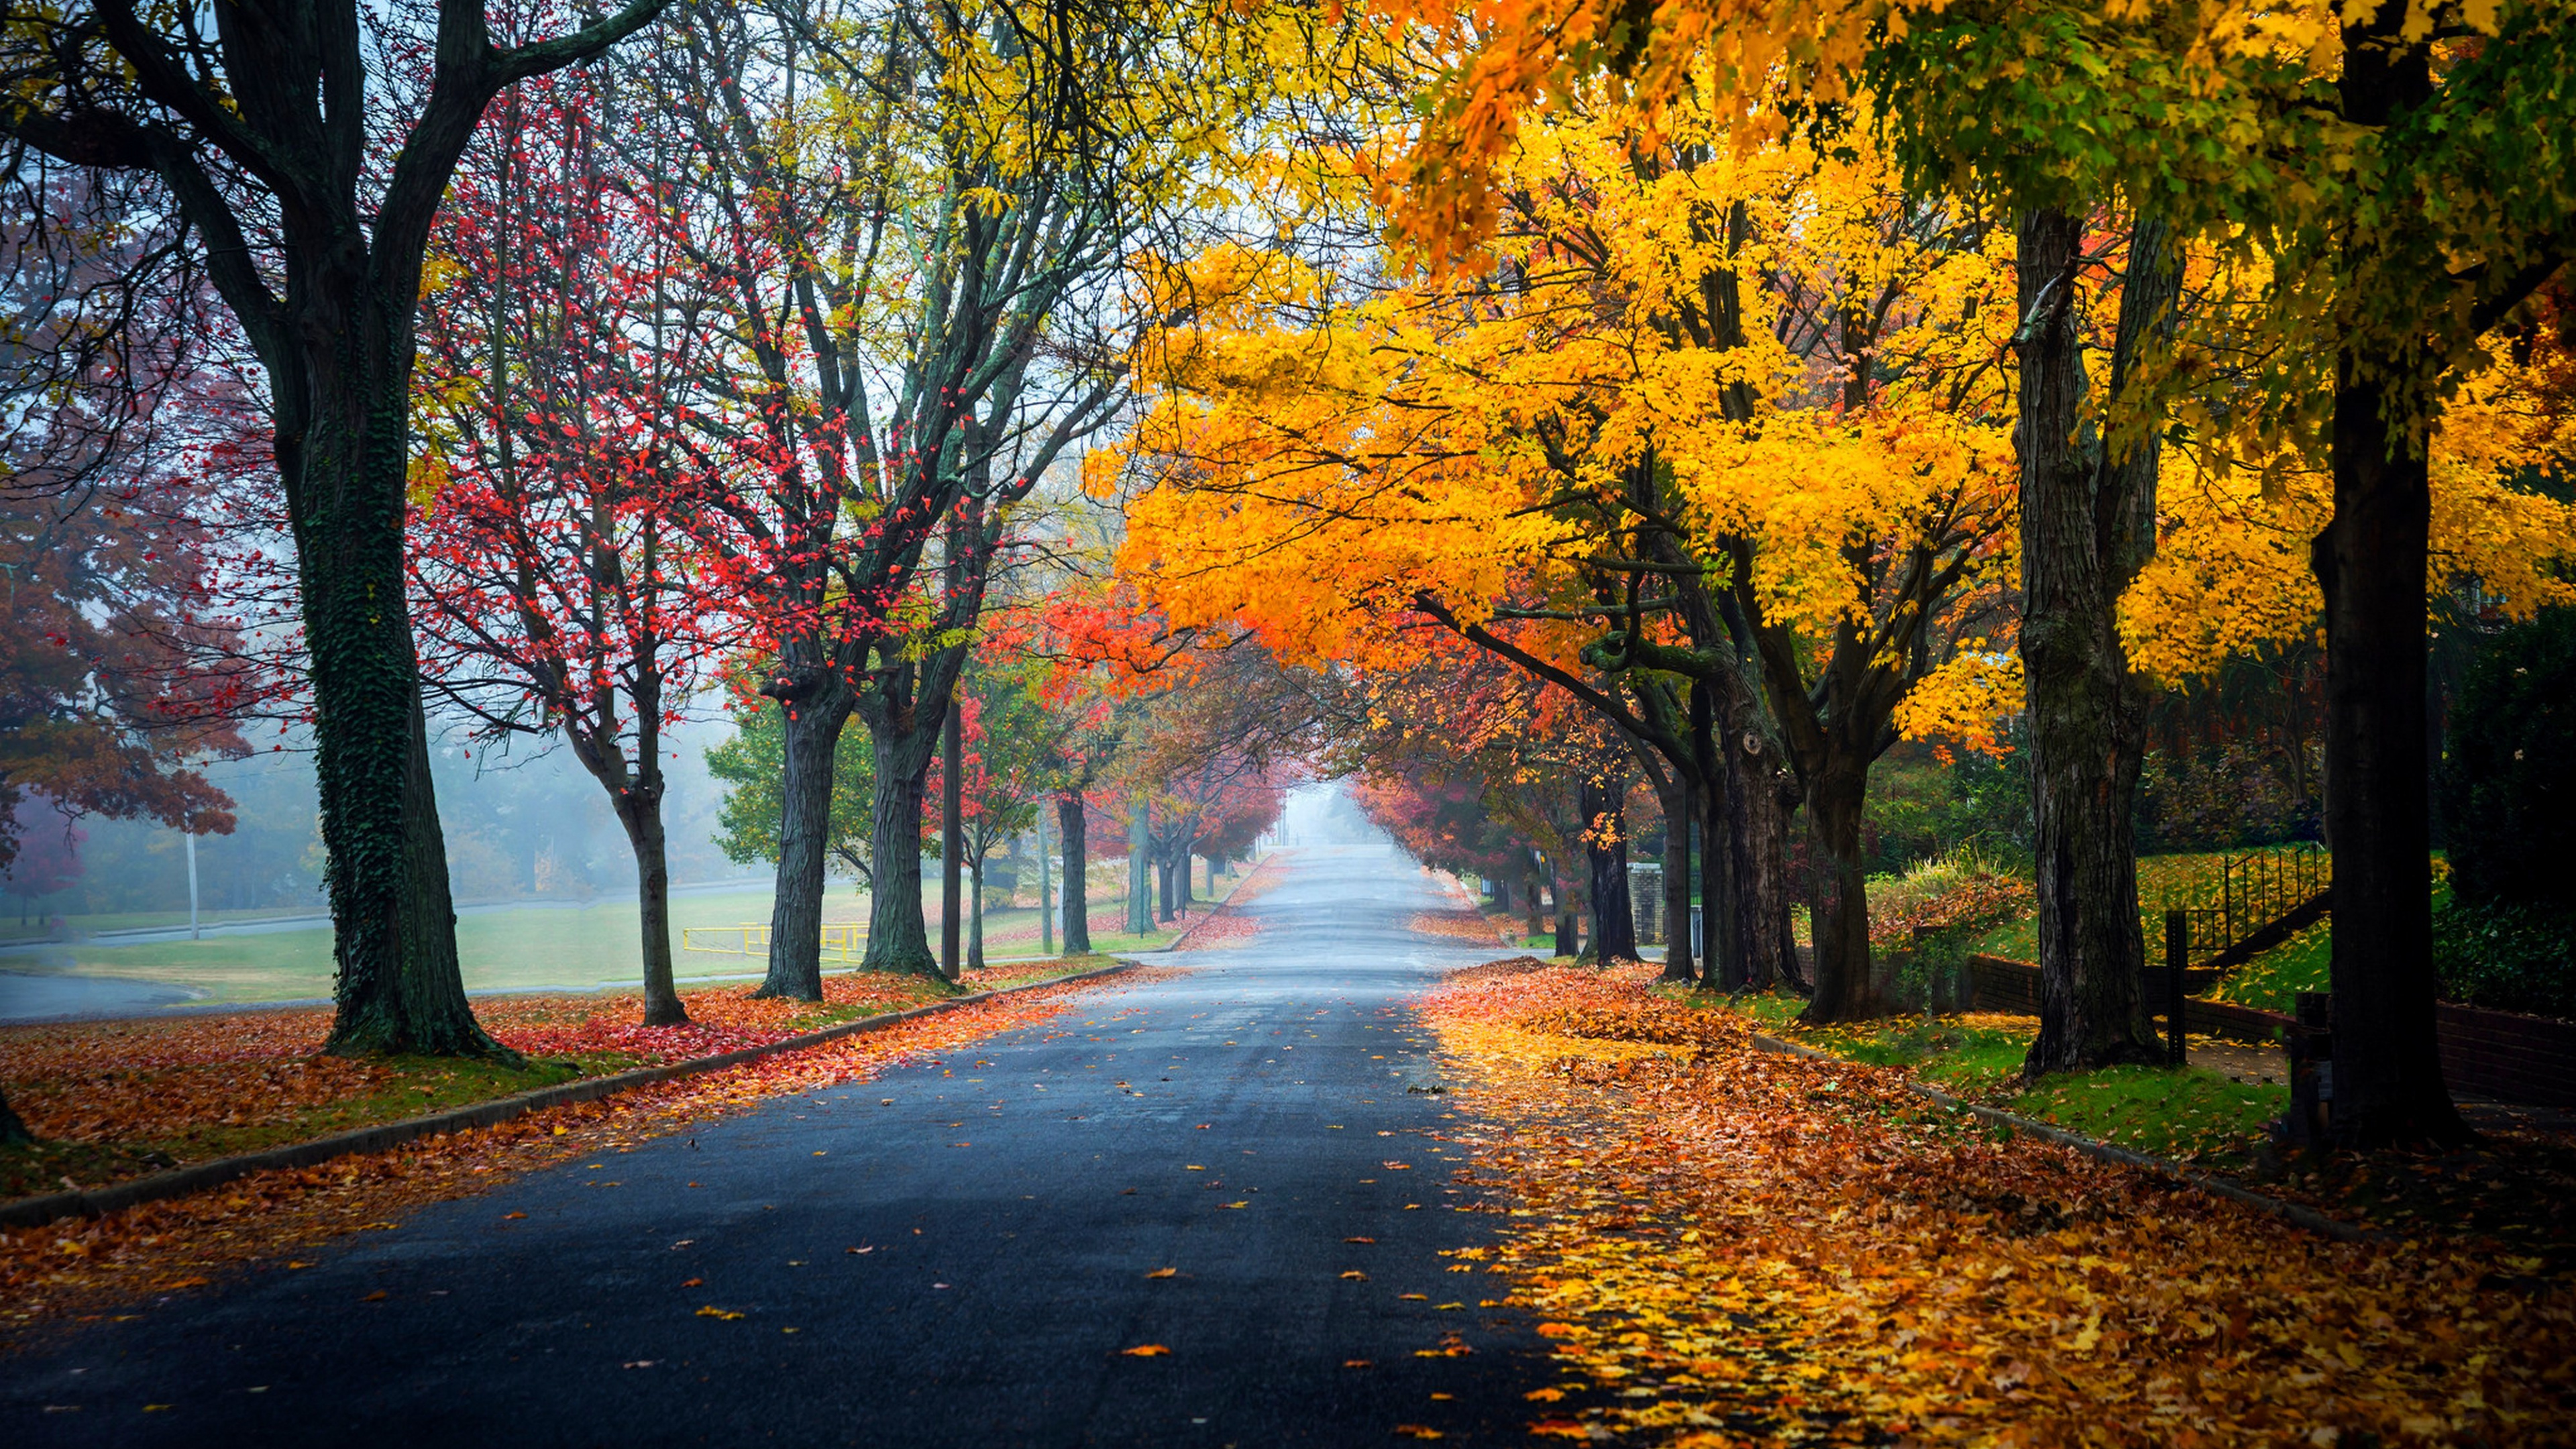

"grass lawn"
[0,951,1130,1201]
[8,861,1254,1005]
[1679,987,2288,1170]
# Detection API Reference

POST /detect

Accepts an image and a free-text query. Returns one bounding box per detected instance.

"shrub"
[2433,899,2576,1021]
[2441,606,2576,918]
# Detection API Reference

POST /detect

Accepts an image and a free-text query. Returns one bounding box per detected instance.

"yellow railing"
[681,922,868,964]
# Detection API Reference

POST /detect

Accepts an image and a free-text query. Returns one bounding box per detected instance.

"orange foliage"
[1421,961,2574,1444]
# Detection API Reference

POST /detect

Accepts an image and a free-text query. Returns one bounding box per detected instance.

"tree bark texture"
[1729,728,1797,992]
[852,715,939,978]
[967,861,985,973]
[610,780,686,1026]
[1057,791,1092,955]
[757,684,857,999]
[1805,759,1876,1022]
[2012,207,2166,1075]
[1658,771,1696,982]
[2314,5,2471,1148]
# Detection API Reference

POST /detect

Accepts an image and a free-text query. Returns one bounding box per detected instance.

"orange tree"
[1368,0,2576,1143]
[1110,92,2019,1020]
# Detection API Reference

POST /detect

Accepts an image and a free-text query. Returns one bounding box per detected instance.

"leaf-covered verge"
[1706,994,2285,1173]
[1423,961,2575,1446]
[0,967,1183,1344]
[0,957,1127,1203]
[1709,988,2576,1267]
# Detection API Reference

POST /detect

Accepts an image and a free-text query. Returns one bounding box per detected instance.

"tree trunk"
[2318,374,2466,1144]
[1058,791,1092,955]
[1732,744,1796,992]
[757,686,858,999]
[0,1084,30,1145]
[1126,798,1154,935]
[611,782,686,1026]
[1552,853,1579,957]
[1156,852,1176,923]
[2015,207,2165,1076]
[858,715,941,978]
[940,700,962,981]
[1579,773,1638,962]
[2316,4,2469,1149]
[1690,680,1741,990]
[301,378,498,1057]
[1654,771,1695,982]
[1801,763,1877,1023]
[967,859,985,973]
[1521,853,1544,941]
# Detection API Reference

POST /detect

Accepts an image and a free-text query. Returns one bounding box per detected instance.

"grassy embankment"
[5,857,1250,1006]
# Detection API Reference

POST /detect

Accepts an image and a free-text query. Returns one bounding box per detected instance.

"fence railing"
[2148,845,2330,967]
[680,922,868,965]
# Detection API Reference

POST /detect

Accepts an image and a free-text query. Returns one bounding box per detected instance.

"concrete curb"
[1744,1030,2372,1244]
[0,959,1142,1233]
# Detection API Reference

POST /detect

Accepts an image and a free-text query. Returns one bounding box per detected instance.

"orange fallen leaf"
[682,1277,703,1287]
[360,1289,388,1302]
[1146,1267,1178,1279]
[1344,1236,1376,1244]
[1392,1425,1444,1440]
[1119,1344,1171,1357]
[696,1305,744,1321]
[502,1212,526,1220]
[1343,1359,1373,1368]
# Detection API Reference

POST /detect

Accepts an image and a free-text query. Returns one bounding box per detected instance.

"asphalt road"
[1,843,1559,1447]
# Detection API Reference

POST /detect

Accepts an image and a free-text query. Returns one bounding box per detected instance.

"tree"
[706,665,879,883]
[410,38,735,1026]
[1112,97,2016,1020]
[1376,0,2576,1144]
[924,661,1059,971]
[1,0,669,1056]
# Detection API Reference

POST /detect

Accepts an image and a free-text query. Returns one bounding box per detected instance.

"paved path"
[1,844,1554,1446]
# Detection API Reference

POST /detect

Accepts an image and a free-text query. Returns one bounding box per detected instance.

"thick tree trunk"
[1578,773,1634,961]
[1731,743,1796,992]
[301,380,498,1058]
[2318,375,2467,1145]
[941,699,962,981]
[1690,682,1739,990]
[1057,792,1091,955]
[2315,5,2469,1149]
[1126,798,1154,934]
[858,718,941,978]
[611,782,686,1026]
[0,1084,30,1144]
[1156,852,1176,923]
[757,686,858,999]
[1654,771,1695,981]
[2015,207,2166,1076]
[1801,763,1877,1023]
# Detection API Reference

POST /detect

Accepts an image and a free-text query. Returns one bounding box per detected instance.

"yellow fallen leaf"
[1393,1424,1444,1439]
[1146,1267,1178,1279]
[696,1305,745,1321]
[1342,1271,1370,1280]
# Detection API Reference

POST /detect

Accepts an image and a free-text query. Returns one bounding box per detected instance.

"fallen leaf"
[695,1305,744,1321]
[502,1212,526,1220]
[1120,1344,1171,1357]
[682,1278,703,1287]
[1146,1267,1178,1279]
[1344,1236,1377,1244]
[1392,1425,1443,1440]
[1342,1271,1369,1280]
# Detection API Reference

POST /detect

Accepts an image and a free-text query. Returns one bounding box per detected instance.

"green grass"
[1687,989,2288,1170]
[10,869,1219,1005]
[0,904,327,943]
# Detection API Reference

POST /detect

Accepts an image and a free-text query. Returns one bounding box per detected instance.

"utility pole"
[941,700,963,981]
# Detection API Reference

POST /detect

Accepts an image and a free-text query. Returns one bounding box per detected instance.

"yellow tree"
[1110,89,2021,1020]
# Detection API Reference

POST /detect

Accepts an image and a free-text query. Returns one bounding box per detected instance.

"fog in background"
[4,718,755,925]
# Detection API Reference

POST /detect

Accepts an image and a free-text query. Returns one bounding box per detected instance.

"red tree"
[409,38,737,1026]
